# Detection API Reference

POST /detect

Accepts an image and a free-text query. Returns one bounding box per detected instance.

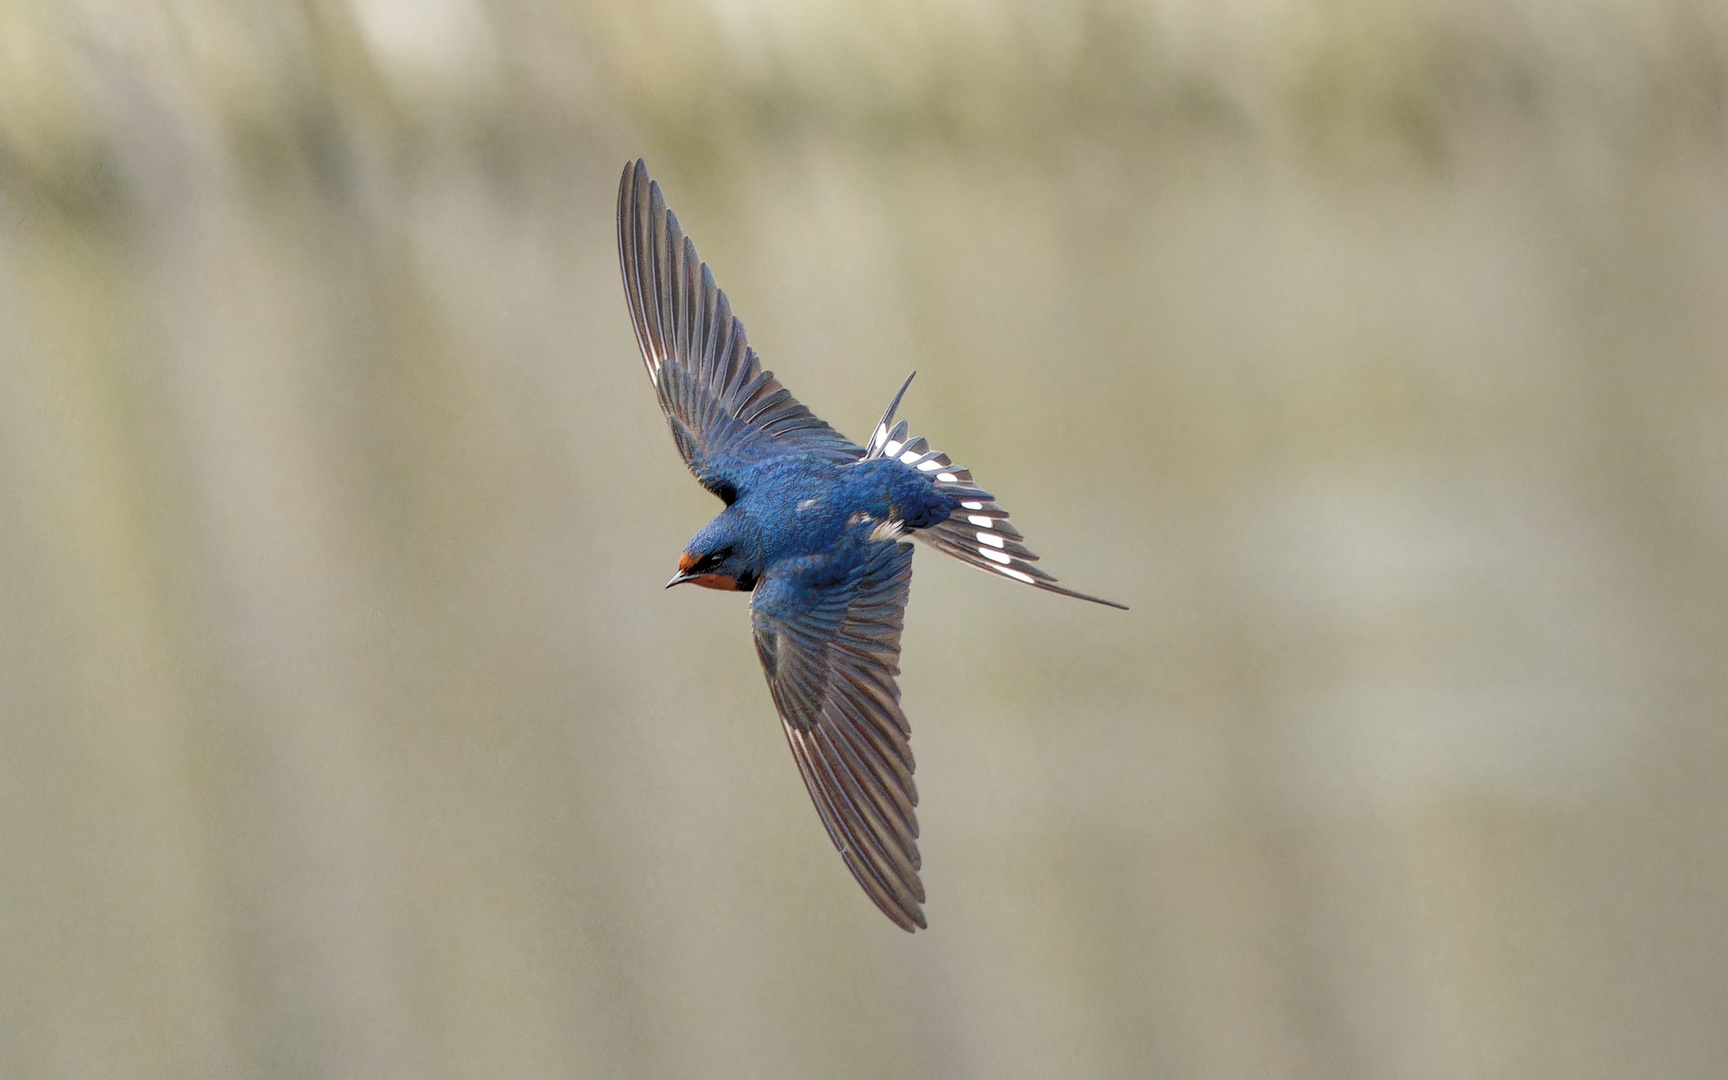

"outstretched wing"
[617,159,863,502]
[750,539,926,931]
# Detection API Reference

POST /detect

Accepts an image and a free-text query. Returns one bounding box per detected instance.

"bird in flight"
[617,159,1125,932]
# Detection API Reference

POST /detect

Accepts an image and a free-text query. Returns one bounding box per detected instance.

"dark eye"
[695,547,730,573]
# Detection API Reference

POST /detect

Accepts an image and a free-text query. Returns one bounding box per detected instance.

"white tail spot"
[966,514,993,527]
[936,472,958,483]
[899,449,921,465]
[978,546,1013,566]
[977,531,1005,548]
[884,440,904,458]
[998,566,1036,584]
[917,459,942,472]
[960,501,984,511]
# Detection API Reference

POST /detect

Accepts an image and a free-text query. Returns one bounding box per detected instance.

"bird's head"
[667,525,759,593]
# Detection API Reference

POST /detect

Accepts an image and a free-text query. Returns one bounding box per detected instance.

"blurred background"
[3,1,1727,1077]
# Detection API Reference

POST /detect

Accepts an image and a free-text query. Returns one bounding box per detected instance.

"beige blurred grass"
[3,1,1728,1078]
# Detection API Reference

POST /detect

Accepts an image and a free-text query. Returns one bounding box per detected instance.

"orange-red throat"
[673,551,737,591]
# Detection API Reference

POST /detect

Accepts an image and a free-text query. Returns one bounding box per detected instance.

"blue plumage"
[617,159,1123,932]
[679,455,956,585]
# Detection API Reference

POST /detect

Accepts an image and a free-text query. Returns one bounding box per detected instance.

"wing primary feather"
[648,180,673,369]
[827,690,915,779]
[618,160,868,493]
[710,288,736,390]
[803,723,925,909]
[619,163,658,384]
[811,731,924,905]
[782,727,846,851]
[679,235,702,380]
[620,165,643,356]
[699,266,721,386]
[821,707,920,849]
[790,727,923,929]
[842,849,923,932]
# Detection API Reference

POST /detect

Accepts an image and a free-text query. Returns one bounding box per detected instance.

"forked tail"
[864,373,1127,610]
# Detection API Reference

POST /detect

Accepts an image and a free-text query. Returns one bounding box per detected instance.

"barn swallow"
[617,159,1125,932]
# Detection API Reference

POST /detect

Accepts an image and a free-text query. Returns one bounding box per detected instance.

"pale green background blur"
[3,1,1727,1078]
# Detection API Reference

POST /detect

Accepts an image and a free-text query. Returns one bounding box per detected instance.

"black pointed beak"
[666,570,699,589]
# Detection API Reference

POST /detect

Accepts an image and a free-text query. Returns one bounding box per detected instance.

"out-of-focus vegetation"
[3,2,1726,1078]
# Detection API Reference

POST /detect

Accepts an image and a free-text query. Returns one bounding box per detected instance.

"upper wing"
[750,538,926,931]
[617,159,863,502]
